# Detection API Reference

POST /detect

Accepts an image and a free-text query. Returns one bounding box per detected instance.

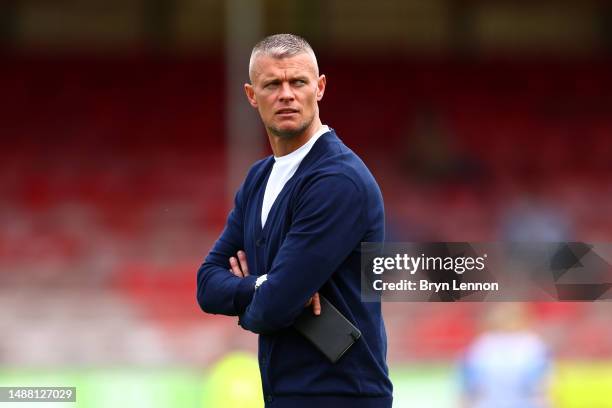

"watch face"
[255,274,268,289]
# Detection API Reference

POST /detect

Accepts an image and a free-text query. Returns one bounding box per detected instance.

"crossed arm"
[197,174,365,333]
[228,250,321,315]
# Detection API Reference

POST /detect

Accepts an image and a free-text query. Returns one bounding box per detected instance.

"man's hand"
[305,292,321,316]
[229,250,249,278]
[229,250,320,316]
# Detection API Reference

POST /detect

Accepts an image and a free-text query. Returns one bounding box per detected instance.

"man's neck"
[268,118,322,157]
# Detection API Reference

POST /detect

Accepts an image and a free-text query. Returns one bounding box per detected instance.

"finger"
[237,251,249,276]
[229,257,243,278]
[312,292,321,316]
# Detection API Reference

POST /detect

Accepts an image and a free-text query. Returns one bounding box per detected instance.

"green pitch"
[1,360,611,407]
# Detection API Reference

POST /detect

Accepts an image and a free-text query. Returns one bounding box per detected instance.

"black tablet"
[293,295,362,363]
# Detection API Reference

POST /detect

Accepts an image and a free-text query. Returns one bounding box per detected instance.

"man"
[197,33,393,408]
[461,304,552,408]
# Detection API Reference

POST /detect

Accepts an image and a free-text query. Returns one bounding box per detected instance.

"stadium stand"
[1,55,611,364]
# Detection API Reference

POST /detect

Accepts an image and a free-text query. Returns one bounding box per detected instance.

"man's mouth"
[276,108,299,115]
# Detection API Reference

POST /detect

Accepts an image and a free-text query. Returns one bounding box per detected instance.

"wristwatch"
[255,274,268,290]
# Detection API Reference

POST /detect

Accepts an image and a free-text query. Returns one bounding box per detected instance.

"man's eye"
[265,83,278,89]
[293,80,306,86]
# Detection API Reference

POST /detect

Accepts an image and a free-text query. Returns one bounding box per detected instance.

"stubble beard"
[267,116,313,140]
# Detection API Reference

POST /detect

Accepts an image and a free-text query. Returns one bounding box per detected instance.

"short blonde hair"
[248,33,318,81]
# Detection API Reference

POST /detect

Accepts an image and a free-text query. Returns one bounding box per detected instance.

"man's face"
[245,52,326,139]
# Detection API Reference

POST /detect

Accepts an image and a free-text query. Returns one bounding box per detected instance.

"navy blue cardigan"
[197,129,393,407]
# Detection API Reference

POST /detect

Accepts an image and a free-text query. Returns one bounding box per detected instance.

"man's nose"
[278,82,294,101]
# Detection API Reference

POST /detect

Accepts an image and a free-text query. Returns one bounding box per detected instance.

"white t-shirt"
[261,125,329,227]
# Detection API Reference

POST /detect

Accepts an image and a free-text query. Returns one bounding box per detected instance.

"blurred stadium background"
[1,1,611,407]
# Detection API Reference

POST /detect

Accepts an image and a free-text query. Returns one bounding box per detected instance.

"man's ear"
[244,83,258,108]
[316,74,326,101]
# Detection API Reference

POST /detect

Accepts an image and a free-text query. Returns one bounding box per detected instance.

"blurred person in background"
[460,303,552,408]
[500,180,572,242]
[196,34,393,408]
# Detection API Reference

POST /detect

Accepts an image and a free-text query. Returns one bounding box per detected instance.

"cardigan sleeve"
[238,173,367,334]
[196,184,257,316]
